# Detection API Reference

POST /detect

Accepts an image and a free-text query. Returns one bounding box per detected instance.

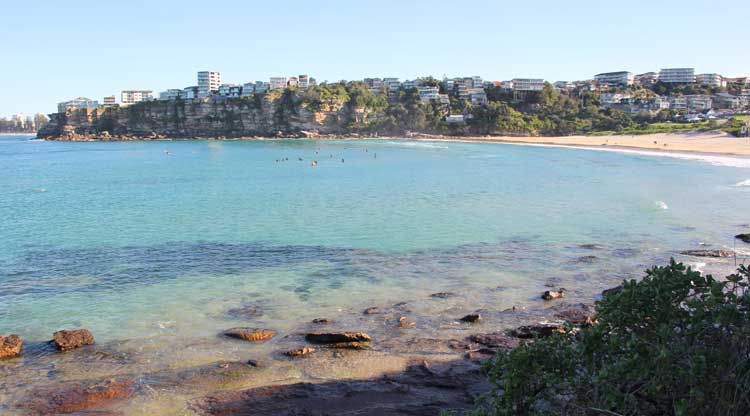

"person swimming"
[311,160,318,166]
[341,158,345,163]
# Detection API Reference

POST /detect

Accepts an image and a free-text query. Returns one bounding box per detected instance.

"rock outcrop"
[223,328,277,342]
[53,329,95,351]
[0,334,23,358]
[305,332,372,349]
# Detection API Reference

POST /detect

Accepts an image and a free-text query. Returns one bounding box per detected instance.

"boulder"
[53,329,95,351]
[510,323,565,339]
[553,309,595,326]
[284,347,316,357]
[736,234,750,244]
[542,289,566,300]
[679,249,734,258]
[460,313,481,323]
[0,334,23,359]
[311,318,330,324]
[223,328,276,342]
[305,332,371,349]
[467,333,520,350]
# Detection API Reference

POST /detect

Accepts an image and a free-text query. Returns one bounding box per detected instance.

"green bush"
[475,260,750,416]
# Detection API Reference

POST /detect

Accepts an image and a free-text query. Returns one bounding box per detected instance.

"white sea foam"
[734,179,750,187]
[383,141,448,149]
[656,201,669,210]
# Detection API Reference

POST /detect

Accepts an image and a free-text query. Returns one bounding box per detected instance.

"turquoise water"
[1,134,749,359]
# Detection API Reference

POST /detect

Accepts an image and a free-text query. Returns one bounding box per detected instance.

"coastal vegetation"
[471,261,750,416]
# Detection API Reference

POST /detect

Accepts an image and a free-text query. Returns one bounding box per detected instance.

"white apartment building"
[469,88,488,105]
[102,96,117,106]
[218,84,241,97]
[599,93,632,106]
[241,82,256,96]
[658,68,695,83]
[403,79,424,90]
[471,76,483,89]
[635,72,659,85]
[383,78,401,92]
[183,86,199,99]
[416,86,440,103]
[511,78,544,91]
[696,73,726,88]
[685,95,713,111]
[269,77,287,90]
[594,71,634,86]
[121,90,153,105]
[57,97,99,113]
[298,75,310,89]
[668,96,688,110]
[197,71,221,97]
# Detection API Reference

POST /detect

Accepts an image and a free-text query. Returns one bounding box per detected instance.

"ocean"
[1,134,749,412]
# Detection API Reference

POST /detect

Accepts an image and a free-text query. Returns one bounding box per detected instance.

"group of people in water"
[274,147,377,166]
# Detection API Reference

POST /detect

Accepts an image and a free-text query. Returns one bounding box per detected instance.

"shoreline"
[38,131,750,157]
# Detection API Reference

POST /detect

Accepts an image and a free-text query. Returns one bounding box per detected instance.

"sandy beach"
[419,131,750,156]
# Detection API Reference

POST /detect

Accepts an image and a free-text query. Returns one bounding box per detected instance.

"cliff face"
[37,92,361,140]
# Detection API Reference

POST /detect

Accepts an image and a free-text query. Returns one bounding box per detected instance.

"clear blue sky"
[1,0,748,116]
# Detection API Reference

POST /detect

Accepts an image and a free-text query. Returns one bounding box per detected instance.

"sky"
[1,0,749,116]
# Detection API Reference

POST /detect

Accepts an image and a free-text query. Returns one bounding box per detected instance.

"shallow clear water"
[1,134,749,411]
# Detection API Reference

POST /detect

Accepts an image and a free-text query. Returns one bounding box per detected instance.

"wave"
[734,179,750,187]
[656,201,669,210]
[382,141,449,149]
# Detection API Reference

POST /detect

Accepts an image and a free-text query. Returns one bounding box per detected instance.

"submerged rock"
[542,289,566,300]
[53,329,95,351]
[305,332,371,349]
[311,318,330,324]
[460,313,481,323]
[363,306,384,315]
[284,346,316,357]
[468,333,520,350]
[20,377,136,414]
[736,234,750,244]
[578,243,604,250]
[575,255,598,264]
[510,323,565,339]
[430,292,457,299]
[398,316,416,328]
[226,305,264,319]
[223,328,277,342]
[679,249,734,258]
[0,334,23,359]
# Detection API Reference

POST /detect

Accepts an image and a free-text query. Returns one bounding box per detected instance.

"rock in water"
[311,318,330,324]
[430,292,457,299]
[679,249,734,258]
[224,328,277,342]
[467,333,520,350]
[21,377,136,414]
[0,335,23,359]
[53,329,95,351]
[305,332,371,349]
[542,289,566,300]
[553,309,595,326]
[363,307,383,315]
[284,347,316,357]
[736,234,750,244]
[602,285,623,297]
[460,313,481,323]
[510,324,565,339]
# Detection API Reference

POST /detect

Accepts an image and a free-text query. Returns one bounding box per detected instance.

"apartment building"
[696,73,726,88]
[197,71,221,97]
[298,75,310,89]
[635,72,659,86]
[714,93,741,109]
[416,86,439,103]
[183,86,199,99]
[121,90,153,105]
[511,79,544,91]
[685,95,713,111]
[218,84,241,97]
[57,97,99,113]
[658,68,695,83]
[594,71,634,86]
[158,89,183,100]
[269,77,287,90]
[102,96,117,106]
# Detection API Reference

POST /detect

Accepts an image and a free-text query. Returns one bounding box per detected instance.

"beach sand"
[418,131,750,156]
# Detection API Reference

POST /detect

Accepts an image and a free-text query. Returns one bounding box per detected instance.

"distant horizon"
[1,0,749,116]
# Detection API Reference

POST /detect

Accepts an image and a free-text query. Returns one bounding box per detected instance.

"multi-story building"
[416,86,440,103]
[511,78,544,91]
[599,93,632,106]
[696,73,726,88]
[197,71,221,97]
[57,97,99,113]
[595,71,634,86]
[102,96,117,106]
[298,75,310,89]
[269,77,287,90]
[254,81,270,94]
[183,86,199,100]
[241,82,256,96]
[158,89,183,100]
[713,93,741,109]
[658,68,695,84]
[218,84,241,97]
[685,95,713,111]
[287,76,299,88]
[383,78,401,93]
[668,96,688,110]
[364,78,384,92]
[121,90,153,105]
[469,88,488,105]
[403,79,424,90]
[635,72,659,86]
[471,76,484,89]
